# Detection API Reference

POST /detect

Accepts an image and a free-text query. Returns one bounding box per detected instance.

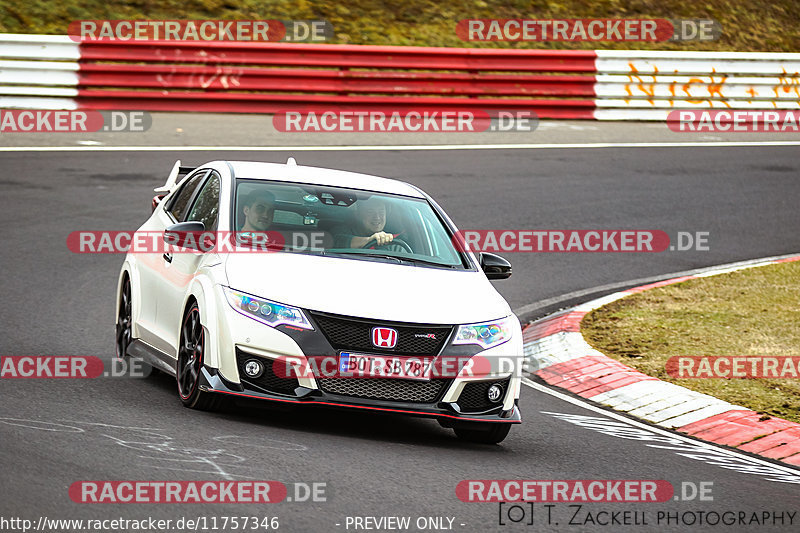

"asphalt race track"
[1,144,799,532]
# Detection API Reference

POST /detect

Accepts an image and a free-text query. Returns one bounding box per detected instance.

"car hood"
[224,253,512,324]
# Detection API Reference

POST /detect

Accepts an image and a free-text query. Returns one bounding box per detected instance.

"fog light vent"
[243,358,264,379]
[487,384,503,403]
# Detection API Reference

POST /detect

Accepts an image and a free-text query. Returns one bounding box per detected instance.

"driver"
[333,197,395,249]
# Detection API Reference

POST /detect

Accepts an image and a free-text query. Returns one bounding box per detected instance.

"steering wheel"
[363,237,413,254]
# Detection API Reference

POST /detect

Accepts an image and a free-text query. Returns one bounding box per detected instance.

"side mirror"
[164,221,207,250]
[479,252,512,280]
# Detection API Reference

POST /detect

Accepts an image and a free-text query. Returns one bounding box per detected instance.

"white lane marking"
[1,141,800,152]
[522,378,800,482]
[0,417,305,480]
[213,435,308,451]
[0,417,85,432]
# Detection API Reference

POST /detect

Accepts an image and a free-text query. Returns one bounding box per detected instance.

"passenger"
[240,190,276,232]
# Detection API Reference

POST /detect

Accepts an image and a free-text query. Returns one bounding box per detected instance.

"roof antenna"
[286,157,297,166]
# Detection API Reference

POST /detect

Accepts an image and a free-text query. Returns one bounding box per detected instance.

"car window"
[186,172,221,231]
[167,170,209,221]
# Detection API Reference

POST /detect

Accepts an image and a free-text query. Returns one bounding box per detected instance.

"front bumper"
[213,288,523,424]
[199,366,522,424]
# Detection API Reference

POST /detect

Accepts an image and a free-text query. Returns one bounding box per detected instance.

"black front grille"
[235,349,299,396]
[317,377,451,403]
[457,378,510,412]
[309,311,453,356]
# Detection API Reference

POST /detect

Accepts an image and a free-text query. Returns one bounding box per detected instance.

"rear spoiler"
[154,160,195,194]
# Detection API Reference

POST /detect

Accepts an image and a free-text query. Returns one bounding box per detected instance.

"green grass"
[581,261,800,423]
[1,0,798,51]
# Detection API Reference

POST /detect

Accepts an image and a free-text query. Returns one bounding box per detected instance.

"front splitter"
[199,367,521,424]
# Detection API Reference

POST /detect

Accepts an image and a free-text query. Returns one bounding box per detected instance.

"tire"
[453,423,512,444]
[115,276,159,377]
[115,276,133,360]
[177,303,221,411]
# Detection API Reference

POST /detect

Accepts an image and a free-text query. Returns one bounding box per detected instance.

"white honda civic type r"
[116,159,523,443]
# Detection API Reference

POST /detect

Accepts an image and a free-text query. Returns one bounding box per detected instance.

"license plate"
[338,352,433,381]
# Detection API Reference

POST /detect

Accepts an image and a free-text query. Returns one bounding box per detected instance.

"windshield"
[233,179,467,269]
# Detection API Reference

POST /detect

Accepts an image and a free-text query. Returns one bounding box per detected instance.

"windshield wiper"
[328,250,403,263]
[329,250,455,268]
[283,247,327,256]
[398,257,457,268]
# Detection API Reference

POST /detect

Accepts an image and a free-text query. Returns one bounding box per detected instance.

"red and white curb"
[523,253,800,465]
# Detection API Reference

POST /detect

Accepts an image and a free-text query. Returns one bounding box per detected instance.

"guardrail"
[1,33,798,119]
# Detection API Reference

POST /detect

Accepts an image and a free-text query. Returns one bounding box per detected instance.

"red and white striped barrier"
[1,34,798,119]
[523,254,800,465]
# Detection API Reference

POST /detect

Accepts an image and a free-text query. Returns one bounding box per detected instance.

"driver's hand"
[370,231,394,246]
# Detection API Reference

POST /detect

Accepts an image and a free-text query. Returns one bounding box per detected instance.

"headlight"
[223,287,313,330]
[453,315,515,349]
